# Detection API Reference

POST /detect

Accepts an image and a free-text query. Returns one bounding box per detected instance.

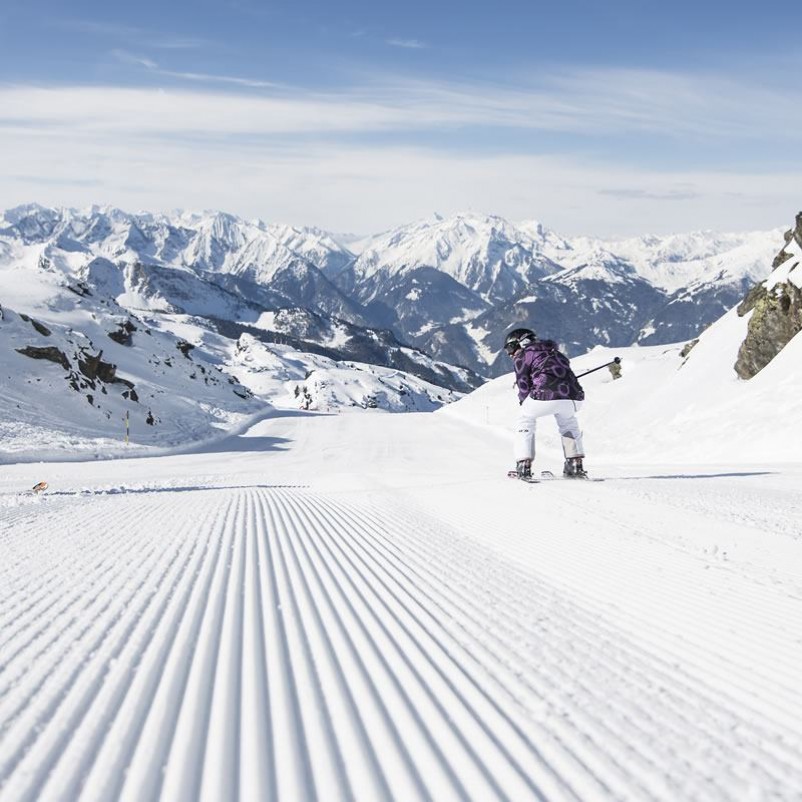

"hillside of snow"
[444,324,802,467]
[0,282,470,462]
[0,295,466,460]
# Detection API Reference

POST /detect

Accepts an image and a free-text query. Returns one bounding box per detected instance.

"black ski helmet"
[503,327,537,355]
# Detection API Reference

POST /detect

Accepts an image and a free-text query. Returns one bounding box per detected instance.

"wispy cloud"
[109,50,281,89]
[156,70,282,89]
[4,66,802,142]
[1,130,796,236]
[110,49,159,70]
[1,65,800,234]
[599,188,701,202]
[386,38,427,49]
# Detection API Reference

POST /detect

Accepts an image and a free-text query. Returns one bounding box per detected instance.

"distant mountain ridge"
[332,210,782,375]
[0,204,784,379]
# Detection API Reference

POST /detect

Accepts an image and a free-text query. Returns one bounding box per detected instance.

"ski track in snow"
[1,422,802,800]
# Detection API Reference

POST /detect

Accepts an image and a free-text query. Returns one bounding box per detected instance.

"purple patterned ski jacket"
[513,340,585,403]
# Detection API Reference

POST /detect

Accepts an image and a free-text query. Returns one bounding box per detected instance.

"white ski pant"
[514,397,585,462]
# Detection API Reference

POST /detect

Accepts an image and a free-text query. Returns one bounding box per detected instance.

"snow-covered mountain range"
[0,202,789,452]
[339,212,782,375]
[3,205,783,360]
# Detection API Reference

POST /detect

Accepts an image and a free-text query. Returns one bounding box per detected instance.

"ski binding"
[506,470,539,483]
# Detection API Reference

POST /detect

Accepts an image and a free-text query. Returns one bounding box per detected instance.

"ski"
[540,470,604,483]
[507,470,604,484]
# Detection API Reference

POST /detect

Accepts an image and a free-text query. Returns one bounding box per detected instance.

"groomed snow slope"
[2,324,802,800]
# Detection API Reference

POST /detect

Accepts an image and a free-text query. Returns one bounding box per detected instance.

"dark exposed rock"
[108,328,131,345]
[734,280,802,379]
[19,314,52,337]
[78,350,109,382]
[734,213,802,379]
[176,340,195,358]
[76,349,128,384]
[66,281,92,297]
[16,345,70,370]
[679,338,699,359]
[737,283,768,316]
[108,319,137,345]
[771,212,802,270]
[68,372,87,392]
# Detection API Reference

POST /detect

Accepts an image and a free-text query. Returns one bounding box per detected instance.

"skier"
[504,327,588,479]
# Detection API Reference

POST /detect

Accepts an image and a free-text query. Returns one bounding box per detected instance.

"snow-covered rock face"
[734,213,802,379]
[0,294,263,458]
[0,283,476,458]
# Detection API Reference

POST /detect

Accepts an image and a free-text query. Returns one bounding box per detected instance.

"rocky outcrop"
[734,214,802,379]
[176,340,195,358]
[19,314,51,337]
[77,349,119,384]
[771,212,802,269]
[679,338,699,359]
[108,319,137,345]
[16,345,70,370]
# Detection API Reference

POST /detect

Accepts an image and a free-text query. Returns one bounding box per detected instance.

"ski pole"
[576,356,621,379]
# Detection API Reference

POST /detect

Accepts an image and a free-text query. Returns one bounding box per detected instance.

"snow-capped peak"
[352,211,561,303]
[564,228,785,293]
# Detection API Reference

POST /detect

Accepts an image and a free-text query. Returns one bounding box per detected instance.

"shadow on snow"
[618,472,775,480]
[45,483,309,498]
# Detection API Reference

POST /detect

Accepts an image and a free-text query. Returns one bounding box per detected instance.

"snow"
[322,323,351,349]
[352,212,558,299]
[254,310,278,330]
[412,322,435,337]
[465,323,497,365]
[2,212,802,801]
[767,236,802,291]
[562,229,784,293]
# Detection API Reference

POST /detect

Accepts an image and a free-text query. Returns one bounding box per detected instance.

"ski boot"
[516,459,533,479]
[563,457,588,479]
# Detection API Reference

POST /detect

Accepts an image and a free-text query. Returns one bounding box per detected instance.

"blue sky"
[1,0,800,235]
